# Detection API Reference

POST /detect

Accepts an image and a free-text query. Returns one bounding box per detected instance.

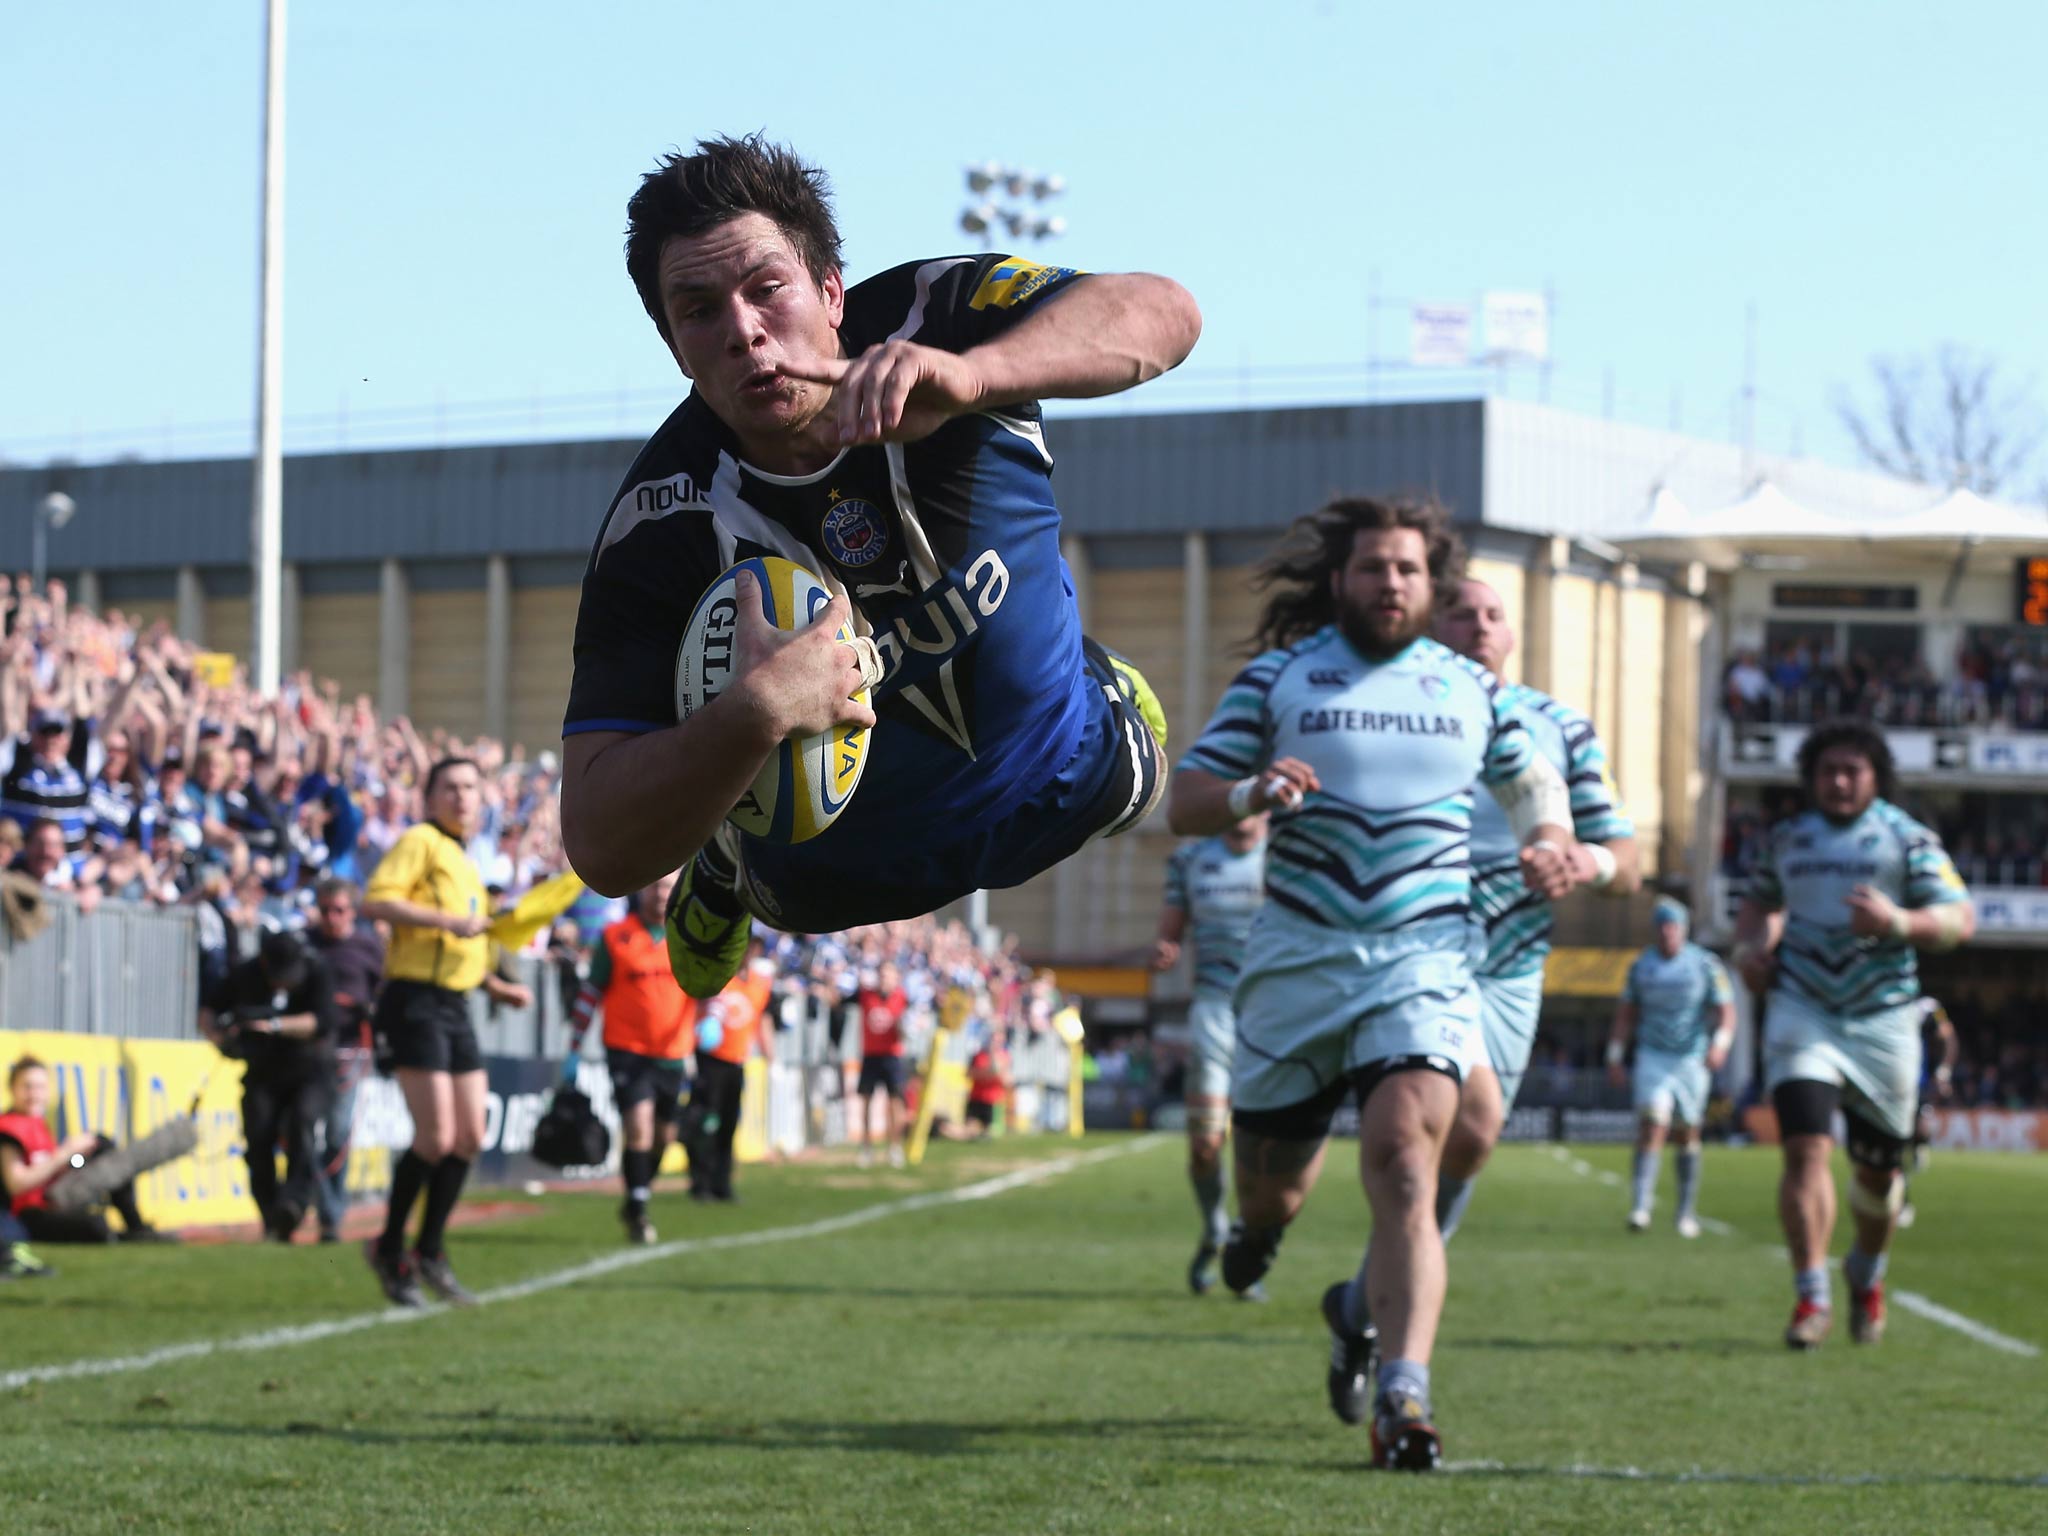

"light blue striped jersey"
[1469,684,1634,978]
[1179,629,1531,935]
[1748,800,1968,1016]
[1162,836,1266,998]
[1623,942,1733,1057]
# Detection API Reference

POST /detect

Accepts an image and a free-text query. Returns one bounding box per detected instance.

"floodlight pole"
[250,0,287,695]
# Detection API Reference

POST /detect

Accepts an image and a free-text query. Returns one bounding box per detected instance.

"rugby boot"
[1847,1278,1887,1345]
[666,832,752,999]
[1370,1387,1443,1471]
[1220,1220,1284,1297]
[412,1250,479,1307]
[1675,1214,1702,1240]
[1784,1298,1832,1350]
[1321,1282,1378,1426]
[1627,1207,1651,1233]
[1187,1240,1219,1296]
[365,1241,424,1308]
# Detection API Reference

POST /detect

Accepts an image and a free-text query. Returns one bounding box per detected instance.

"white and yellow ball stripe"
[675,555,873,844]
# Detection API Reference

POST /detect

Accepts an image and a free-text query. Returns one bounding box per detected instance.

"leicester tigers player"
[1431,577,1639,1235]
[1152,813,1269,1297]
[560,135,1199,999]
[1733,720,1975,1349]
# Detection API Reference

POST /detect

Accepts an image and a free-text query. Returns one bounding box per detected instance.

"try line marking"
[1542,1146,2039,1359]
[2,1135,1167,1392]
[1443,1459,2048,1488]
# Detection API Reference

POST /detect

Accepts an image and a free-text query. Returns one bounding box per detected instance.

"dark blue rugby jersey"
[566,252,1092,852]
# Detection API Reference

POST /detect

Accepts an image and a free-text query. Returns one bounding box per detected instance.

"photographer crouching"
[0,1056,176,1245]
[200,929,341,1242]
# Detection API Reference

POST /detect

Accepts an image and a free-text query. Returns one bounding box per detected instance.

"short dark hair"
[1797,718,1897,803]
[315,877,359,908]
[9,1054,45,1087]
[1247,495,1466,654]
[624,134,843,345]
[258,930,310,993]
[424,756,479,800]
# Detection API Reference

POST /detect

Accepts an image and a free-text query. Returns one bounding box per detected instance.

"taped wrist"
[1584,842,1618,889]
[1226,777,1259,820]
[1490,755,1572,842]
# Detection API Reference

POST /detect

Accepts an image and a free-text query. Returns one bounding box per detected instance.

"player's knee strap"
[1848,1171,1905,1218]
[1773,1078,1840,1141]
[1843,1108,1911,1174]
[1186,1098,1231,1137]
[1233,1078,1349,1144]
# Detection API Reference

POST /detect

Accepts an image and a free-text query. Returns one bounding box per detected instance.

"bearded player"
[1170,496,1579,1470]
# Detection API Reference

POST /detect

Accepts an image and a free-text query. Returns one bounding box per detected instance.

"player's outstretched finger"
[877,351,919,436]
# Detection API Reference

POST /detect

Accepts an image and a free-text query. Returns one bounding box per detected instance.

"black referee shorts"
[375,980,482,1076]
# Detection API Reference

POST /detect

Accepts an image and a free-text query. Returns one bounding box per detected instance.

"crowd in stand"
[1918,982,2048,1112]
[0,579,566,967]
[1722,632,2048,729]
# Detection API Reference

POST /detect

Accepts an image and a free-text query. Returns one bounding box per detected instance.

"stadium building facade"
[7,397,2040,1011]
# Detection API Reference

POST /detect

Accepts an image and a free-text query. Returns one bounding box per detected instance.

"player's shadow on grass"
[1455,1335,1779,1357]
[91,1410,1238,1459]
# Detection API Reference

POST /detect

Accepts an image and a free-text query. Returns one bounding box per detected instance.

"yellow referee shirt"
[366,822,491,993]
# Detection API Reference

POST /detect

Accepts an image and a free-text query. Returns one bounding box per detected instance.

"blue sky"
[5,1,2044,477]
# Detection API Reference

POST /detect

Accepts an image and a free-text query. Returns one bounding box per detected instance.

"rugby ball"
[675,556,872,844]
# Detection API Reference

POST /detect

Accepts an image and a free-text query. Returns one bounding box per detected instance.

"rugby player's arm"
[1151,904,1187,971]
[1730,899,1783,991]
[1166,758,1315,838]
[1898,896,1977,950]
[967,274,1202,404]
[562,582,873,896]
[560,705,780,897]
[1574,835,1642,897]
[1605,997,1637,1080]
[1706,1000,1738,1070]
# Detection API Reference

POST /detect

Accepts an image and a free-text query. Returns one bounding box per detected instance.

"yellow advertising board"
[125,1037,252,1227]
[0,1029,251,1229]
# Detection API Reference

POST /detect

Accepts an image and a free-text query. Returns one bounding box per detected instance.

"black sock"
[414,1156,471,1260]
[378,1150,433,1260]
[688,844,742,919]
[623,1148,655,1212]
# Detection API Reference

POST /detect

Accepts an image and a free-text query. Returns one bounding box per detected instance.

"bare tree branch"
[1838,346,2045,499]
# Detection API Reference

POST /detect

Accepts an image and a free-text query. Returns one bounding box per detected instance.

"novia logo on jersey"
[1859,832,1881,850]
[1307,670,1350,688]
[1418,675,1451,702]
[820,494,888,569]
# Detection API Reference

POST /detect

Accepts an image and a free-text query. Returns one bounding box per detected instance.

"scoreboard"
[2018,558,2048,627]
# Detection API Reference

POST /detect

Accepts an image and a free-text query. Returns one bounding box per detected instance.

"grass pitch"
[3,1135,2043,1535]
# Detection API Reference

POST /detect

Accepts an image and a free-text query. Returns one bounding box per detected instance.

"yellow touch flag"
[487,870,585,950]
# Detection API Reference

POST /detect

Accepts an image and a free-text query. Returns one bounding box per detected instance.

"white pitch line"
[1893,1290,2041,1360]
[1444,1459,2048,1488]
[1540,1146,2040,1359]
[1,1136,1166,1392]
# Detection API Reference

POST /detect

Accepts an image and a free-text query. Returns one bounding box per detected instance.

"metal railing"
[1,893,201,1040]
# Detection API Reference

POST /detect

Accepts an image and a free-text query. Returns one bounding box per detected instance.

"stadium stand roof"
[2,396,2018,575]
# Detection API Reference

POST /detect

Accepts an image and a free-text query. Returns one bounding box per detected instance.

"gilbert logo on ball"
[675,556,872,844]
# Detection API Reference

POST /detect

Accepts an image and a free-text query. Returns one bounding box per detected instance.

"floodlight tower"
[959,162,1068,252]
[33,492,77,594]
